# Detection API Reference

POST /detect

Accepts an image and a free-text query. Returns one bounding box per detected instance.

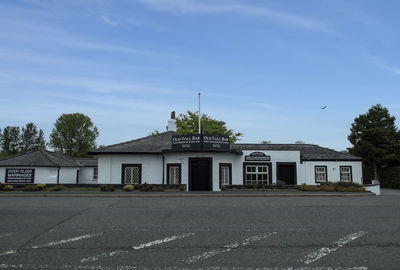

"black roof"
[75,158,98,167]
[0,149,81,167]
[90,132,361,161]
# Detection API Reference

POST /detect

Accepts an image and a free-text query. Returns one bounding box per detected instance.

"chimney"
[167,111,177,132]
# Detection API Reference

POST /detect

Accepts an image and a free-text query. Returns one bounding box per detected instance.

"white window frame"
[93,167,98,181]
[315,166,327,182]
[168,164,181,184]
[245,165,269,185]
[340,166,352,182]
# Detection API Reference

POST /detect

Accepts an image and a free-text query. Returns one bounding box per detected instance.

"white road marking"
[300,231,368,265]
[0,250,17,256]
[0,264,369,270]
[0,233,12,238]
[81,232,195,263]
[31,233,103,249]
[183,232,277,264]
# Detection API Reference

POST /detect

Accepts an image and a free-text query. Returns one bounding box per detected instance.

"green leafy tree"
[348,104,400,180]
[260,140,271,144]
[20,123,46,152]
[176,110,242,143]
[1,126,21,155]
[50,113,99,157]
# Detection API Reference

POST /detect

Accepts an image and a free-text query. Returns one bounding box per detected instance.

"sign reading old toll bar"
[172,134,230,151]
[5,168,35,183]
[202,134,230,151]
[172,134,202,151]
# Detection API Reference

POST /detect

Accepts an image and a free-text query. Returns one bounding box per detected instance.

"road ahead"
[0,190,399,270]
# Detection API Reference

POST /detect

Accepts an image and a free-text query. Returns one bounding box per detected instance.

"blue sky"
[1,0,399,150]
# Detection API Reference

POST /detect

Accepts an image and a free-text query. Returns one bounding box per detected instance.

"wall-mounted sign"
[245,152,271,161]
[5,168,35,183]
[171,134,230,151]
[202,134,230,151]
[172,135,202,151]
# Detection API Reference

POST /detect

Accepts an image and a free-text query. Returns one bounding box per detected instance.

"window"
[167,164,181,184]
[315,166,327,182]
[340,166,352,182]
[219,163,232,187]
[122,164,142,184]
[245,165,269,185]
[93,167,98,181]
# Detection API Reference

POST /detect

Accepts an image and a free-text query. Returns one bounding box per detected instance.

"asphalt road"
[0,190,399,270]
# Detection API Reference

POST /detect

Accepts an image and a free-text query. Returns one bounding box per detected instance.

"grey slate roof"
[0,149,81,167]
[75,158,98,167]
[90,131,361,161]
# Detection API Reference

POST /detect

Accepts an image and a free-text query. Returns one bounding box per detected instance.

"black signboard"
[5,168,35,183]
[245,152,271,161]
[172,134,202,151]
[202,134,230,151]
[171,134,230,151]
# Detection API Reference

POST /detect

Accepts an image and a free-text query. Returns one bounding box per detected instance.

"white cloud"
[101,15,118,26]
[135,0,332,32]
[368,54,400,76]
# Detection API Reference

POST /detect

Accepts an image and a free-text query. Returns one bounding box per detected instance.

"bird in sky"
[321,106,327,110]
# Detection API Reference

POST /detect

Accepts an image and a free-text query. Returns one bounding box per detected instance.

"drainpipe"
[56,166,60,185]
[162,153,165,184]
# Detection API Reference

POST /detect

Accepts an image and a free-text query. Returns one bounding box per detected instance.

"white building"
[0,149,98,184]
[89,114,363,191]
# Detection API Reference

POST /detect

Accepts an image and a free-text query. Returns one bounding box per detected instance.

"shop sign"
[5,168,35,183]
[245,152,271,161]
[171,134,230,151]
[202,134,230,151]
[172,134,202,151]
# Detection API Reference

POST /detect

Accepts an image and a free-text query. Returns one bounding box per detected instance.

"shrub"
[100,185,115,192]
[0,183,5,191]
[35,184,46,190]
[320,184,335,192]
[3,185,14,191]
[123,185,134,192]
[319,181,334,186]
[275,180,287,189]
[298,184,320,191]
[22,185,39,192]
[49,185,66,191]
[337,182,362,188]
[152,186,164,192]
[179,185,186,191]
[138,182,153,191]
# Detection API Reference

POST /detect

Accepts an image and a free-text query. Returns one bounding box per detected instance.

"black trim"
[339,166,353,182]
[219,163,232,188]
[121,164,142,184]
[304,159,362,161]
[167,163,182,184]
[276,162,297,185]
[5,168,35,184]
[242,162,272,185]
[189,157,213,191]
[314,165,328,183]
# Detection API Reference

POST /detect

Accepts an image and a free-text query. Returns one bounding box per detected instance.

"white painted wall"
[78,167,97,184]
[96,151,363,191]
[302,161,363,185]
[98,154,163,185]
[0,167,80,184]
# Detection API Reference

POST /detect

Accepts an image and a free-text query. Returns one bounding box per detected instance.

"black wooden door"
[277,164,296,185]
[189,158,212,191]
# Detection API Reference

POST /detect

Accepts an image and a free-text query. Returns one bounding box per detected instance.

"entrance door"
[189,158,212,191]
[277,163,296,185]
[122,164,141,184]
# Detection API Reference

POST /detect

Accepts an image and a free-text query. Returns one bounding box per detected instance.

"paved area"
[0,189,399,269]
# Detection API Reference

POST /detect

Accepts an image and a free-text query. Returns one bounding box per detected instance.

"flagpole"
[198,92,201,134]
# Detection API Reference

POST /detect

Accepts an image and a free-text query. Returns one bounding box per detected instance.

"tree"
[1,126,21,155]
[176,110,242,143]
[20,123,46,152]
[295,140,306,144]
[348,104,400,180]
[260,140,271,144]
[50,113,99,157]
